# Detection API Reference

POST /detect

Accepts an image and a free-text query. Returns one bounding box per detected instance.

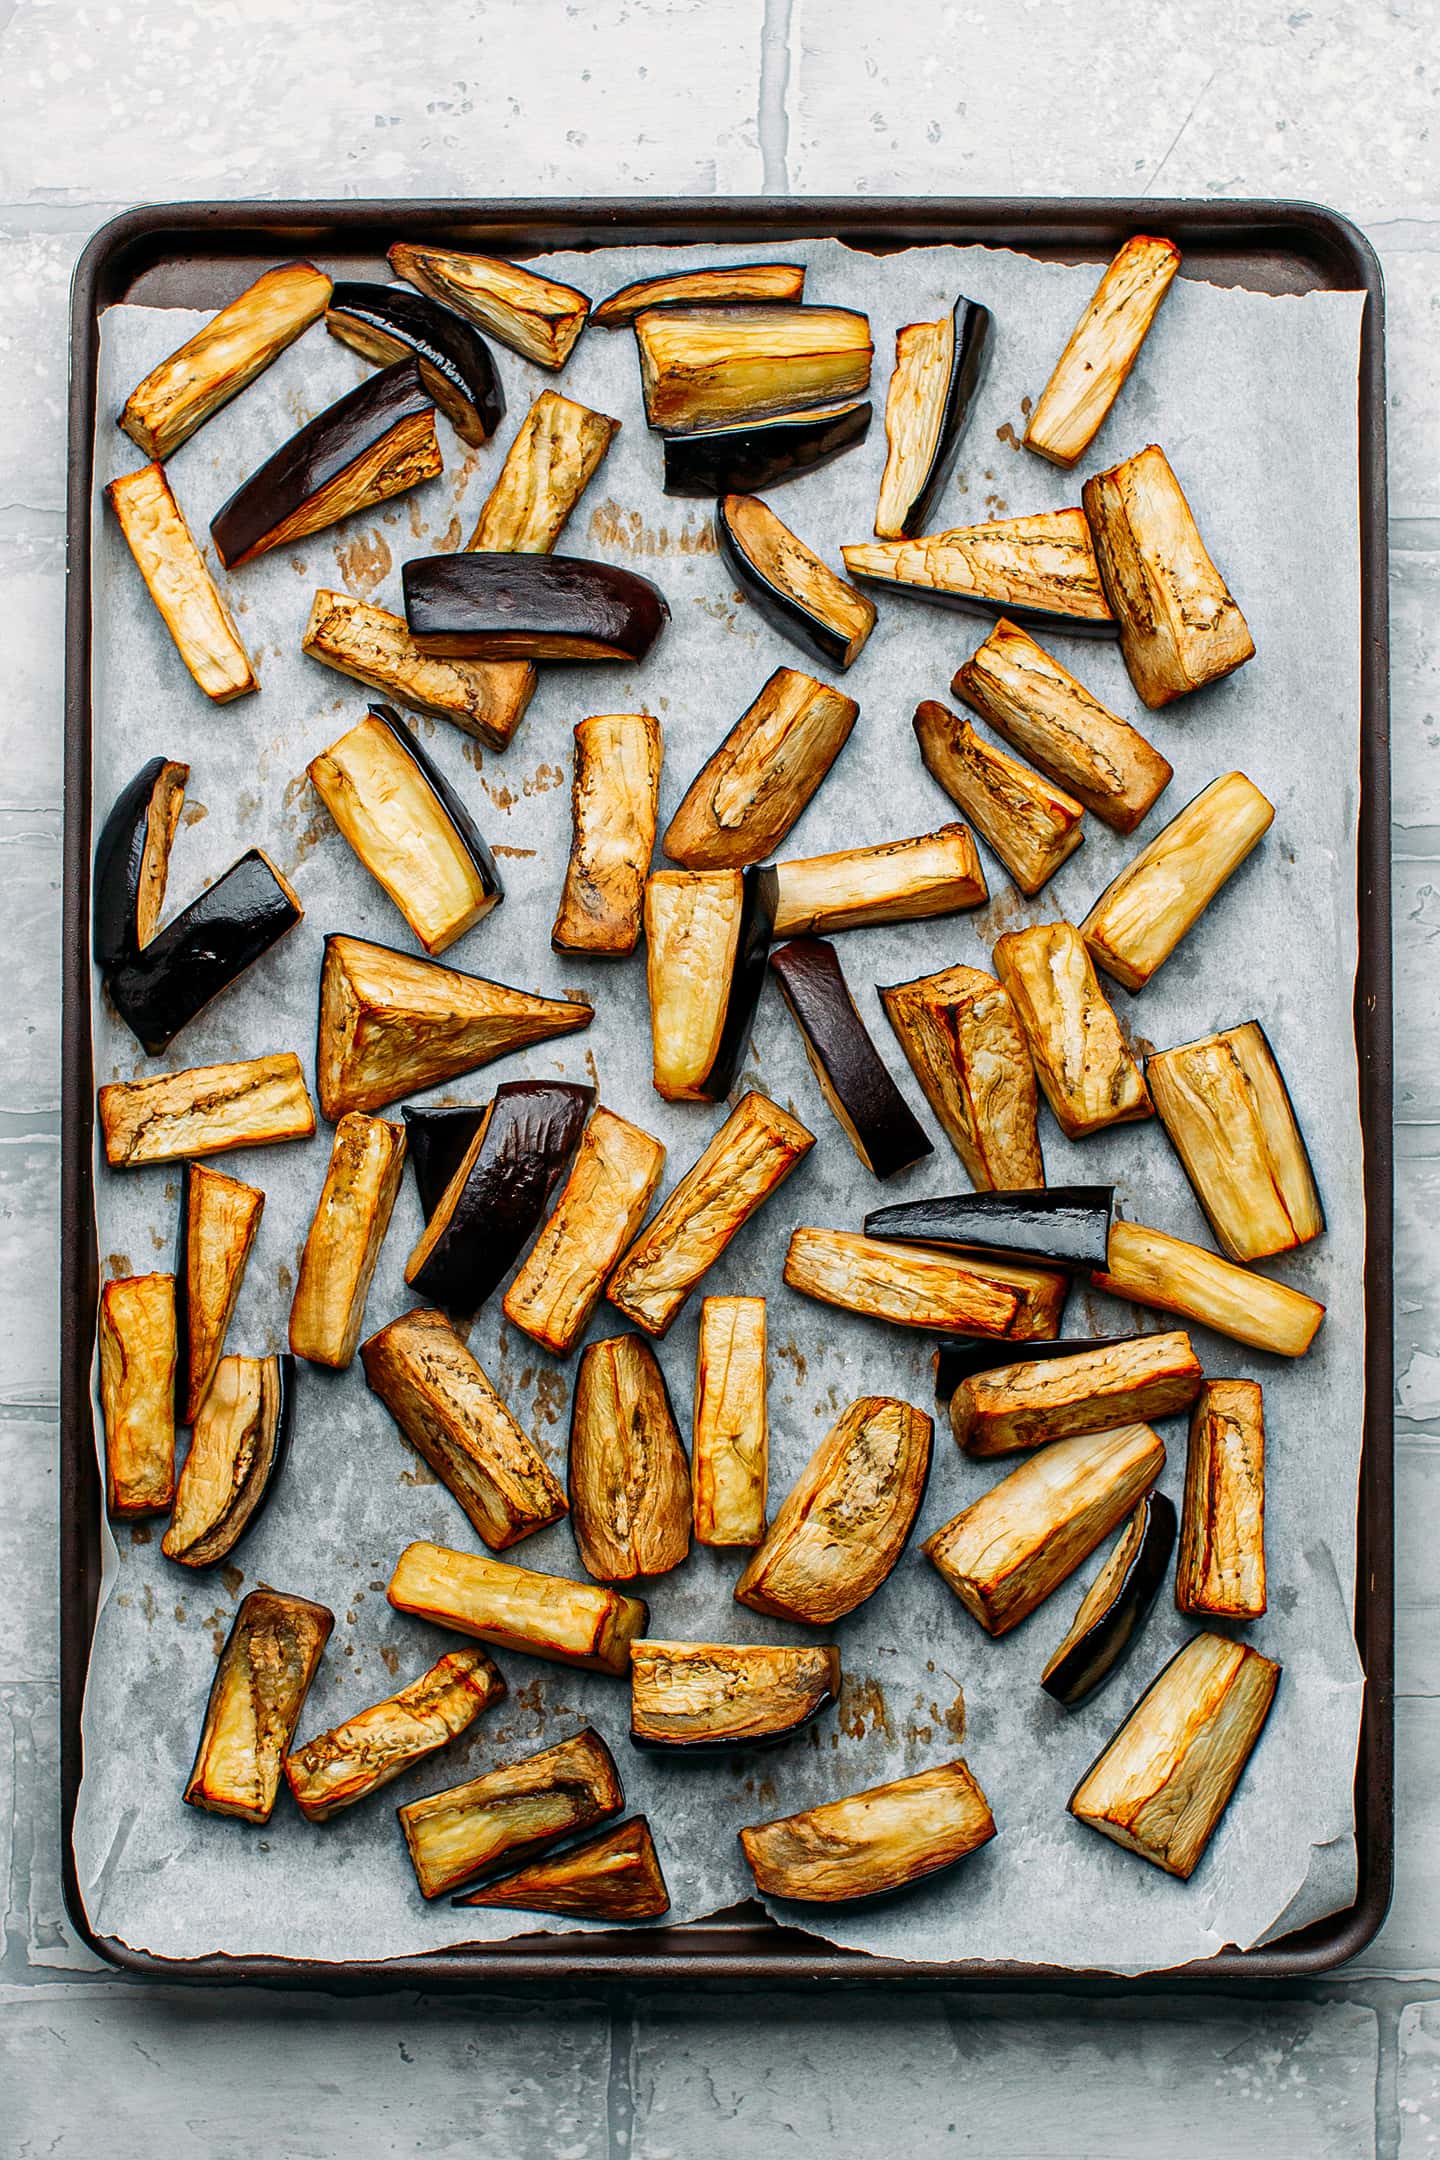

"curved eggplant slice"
[864,1188,1113,1270]
[185,1588,333,1823]
[643,867,773,1104]
[636,305,873,433]
[99,1273,177,1519]
[105,464,258,702]
[175,1161,264,1425]
[762,825,987,938]
[664,668,858,871]
[120,260,333,460]
[466,390,619,553]
[631,1641,840,1752]
[662,400,871,499]
[398,1727,623,1902]
[388,1538,648,1677]
[387,243,590,370]
[880,961,1043,1192]
[913,698,1085,897]
[303,589,536,753]
[325,279,504,445]
[1025,238,1181,470]
[843,510,1118,639]
[93,756,189,971]
[570,1333,692,1582]
[552,711,663,957]
[875,296,993,539]
[770,936,933,1179]
[718,492,875,671]
[403,552,670,663]
[99,1053,315,1169]
[949,1331,1202,1457]
[106,848,303,1055]
[402,1104,489,1220]
[594,262,806,327]
[289,1113,407,1370]
[740,1759,996,1906]
[692,1295,767,1548]
[285,1646,505,1823]
[933,1333,1143,1403]
[1094,1219,1326,1359]
[503,1107,667,1359]
[162,1351,294,1568]
[1040,1489,1177,1707]
[453,1815,669,1921]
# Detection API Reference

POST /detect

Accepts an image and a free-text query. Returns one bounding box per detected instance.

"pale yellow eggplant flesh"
[99,1273,177,1518]
[993,921,1152,1139]
[692,1294,768,1547]
[782,1227,1019,1337]
[630,1641,840,1748]
[719,491,877,670]
[663,667,858,871]
[1176,1379,1267,1619]
[762,825,987,938]
[119,260,333,460]
[634,305,873,433]
[912,698,1085,896]
[302,589,536,752]
[453,1815,670,1921]
[176,1162,263,1425]
[740,1759,996,1903]
[842,509,1116,634]
[593,262,806,327]
[1024,238,1181,469]
[289,1113,407,1369]
[105,463,257,703]
[880,962,1044,1191]
[1093,1219,1326,1359]
[569,1333,692,1581]
[503,1107,667,1357]
[1147,1022,1323,1262]
[950,1330,1203,1456]
[552,713,663,956]
[387,1539,648,1676]
[387,243,591,369]
[466,390,619,552]
[398,1726,624,1899]
[161,1352,290,1568]
[1081,773,1275,993]
[99,1054,315,1169]
[644,869,744,1102]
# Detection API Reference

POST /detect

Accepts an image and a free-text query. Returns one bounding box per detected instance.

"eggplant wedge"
[325,279,504,445]
[630,1640,840,1750]
[952,617,1171,835]
[782,1227,1066,1341]
[948,1329,1202,1457]
[302,589,536,753]
[99,1053,315,1169]
[570,1333,692,1581]
[175,1162,264,1424]
[387,243,590,369]
[880,962,1043,1191]
[663,400,871,499]
[1081,773,1274,993]
[644,867,772,1104]
[718,492,875,670]
[843,510,1117,638]
[1041,1488,1177,1707]
[1069,1633,1280,1877]
[211,358,442,570]
[761,825,987,939]
[1083,443,1255,706]
[692,1294,768,1547]
[913,698,1085,896]
[875,296,993,539]
[1094,1219,1326,1358]
[401,1105,488,1220]
[734,1395,932,1625]
[399,1727,622,1901]
[362,1307,568,1549]
[594,262,807,328]
[1147,1022,1324,1262]
[635,305,873,433]
[740,1759,996,1905]
[924,1422,1166,1635]
[92,756,189,971]
[552,711,663,956]
[664,667,858,871]
[503,1107,667,1357]
[1177,1379,1266,1618]
[389,1539,647,1676]
[184,1587,333,1823]
[403,553,669,663]
[105,463,257,702]
[770,937,932,1179]
[162,1352,293,1567]
[289,1113,407,1369]
[993,922,1151,1138]
[285,1647,505,1823]
[316,933,592,1120]
[98,1273,177,1518]
[865,1187,1112,1271]
[1025,237,1181,469]
[466,391,619,553]
[934,1332,1144,1402]
[308,704,502,956]
[106,848,303,1055]
[120,259,333,460]
[453,1815,669,1920]
[607,1091,815,1337]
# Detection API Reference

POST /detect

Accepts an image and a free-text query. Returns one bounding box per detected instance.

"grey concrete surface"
[0,0,1434,2152]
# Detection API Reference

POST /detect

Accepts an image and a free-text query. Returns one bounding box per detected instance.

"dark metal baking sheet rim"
[60,196,1393,1990]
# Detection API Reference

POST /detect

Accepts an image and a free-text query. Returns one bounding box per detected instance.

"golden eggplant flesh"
[1147,1022,1323,1262]
[289,1113,407,1369]
[644,868,773,1104]
[99,1272,177,1518]
[875,295,992,539]
[285,1647,505,1822]
[761,824,987,939]
[1094,1218,1325,1358]
[466,390,619,552]
[570,1333,692,1581]
[99,1053,315,1169]
[185,1587,333,1823]
[692,1295,768,1547]
[105,463,257,703]
[175,1161,263,1425]
[302,589,536,753]
[718,491,876,671]
[503,1106,667,1357]
[551,711,662,956]
[1024,237,1181,469]
[913,698,1085,896]
[880,961,1044,1191]
[635,304,873,432]
[399,1727,624,1900]
[388,243,590,369]
[843,510,1117,637]
[388,1539,647,1676]
[950,1329,1202,1457]
[162,1352,293,1568]
[663,666,858,871]
[453,1815,670,1920]
[1082,772,1274,992]
[993,922,1152,1139]
[630,1640,840,1750]
[784,1227,1066,1342]
[120,259,332,460]
[740,1759,996,1904]
[1177,1378,1266,1619]
[593,261,806,326]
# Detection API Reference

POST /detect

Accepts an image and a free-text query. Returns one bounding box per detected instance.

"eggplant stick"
[453,1816,669,1920]
[398,1727,623,1900]
[465,390,619,553]
[874,297,992,539]
[740,1760,996,1904]
[1176,1379,1266,1618]
[388,1540,647,1676]
[630,1641,840,1749]
[692,1295,768,1547]
[913,698,1085,895]
[99,1273,177,1518]
[92,755,190,970]
[551,712,662,956]
[403,552,668,664]
[949,1329,1202,1456]
[285,1647,505,1822]
[663,668,858,871]
[662,400,871,499]
[388,243,590,369]
[99,1053,315,1168]
[302,588,536,752]
[325,280,504,446]
[175,1162,264,1425]
[1147,1022,1323,1262]
[644,869,743,1102]
[120,260,333,460]
[106,848,303,1056]
[162,1352,293,1567]
[1041,1489,1177,1707]
[503,1107,667,1357]
[184,1588,333,1823]
[1024,237,1181,469]
[1094,1219,1326,1358]
[762,824,986,938]
[569,1333,691,1581]
[993,921,1151,1138]
[770,937,933,1180]
[843,510,1116,636]
[594,262,806,327]
[635,305,873,432]
[289,1113,406,1369]
[880,961,1044,1190]
[783,1227,1066,1340]
[719,491,876,670]
[1082,773,1274,992]
[864,1185,1112,1270]
[105,463,256,703]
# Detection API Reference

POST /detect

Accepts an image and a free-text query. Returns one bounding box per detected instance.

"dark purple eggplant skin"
[410,1079,594,1309]
[401,1104,488,1220]
[693,865,774,1105]
[93,756,188,972]
[167,1352,296,1570]
[363,701,503,915]
[663,402,871,499]
[106,849,302,1055]
[932,1334,1144,1403]
[211,357,435,570]
[889,298,993,539]
[716,497,856,672]
[326,282,504,445]
[865,1187,1114,1270]
[1044,1490,1178,1709]
[403,554,670,664]
[770,937,932,1180]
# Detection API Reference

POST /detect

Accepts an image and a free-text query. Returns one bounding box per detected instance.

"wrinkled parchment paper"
[75,236,1367,1974]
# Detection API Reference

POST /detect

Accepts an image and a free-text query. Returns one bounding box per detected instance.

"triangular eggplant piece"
[453,1817,669,1921]
[843,509,1116,636]
[175,1162,265,1424]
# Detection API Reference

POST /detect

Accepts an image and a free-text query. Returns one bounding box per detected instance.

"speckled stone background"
[0,1,1436,2152]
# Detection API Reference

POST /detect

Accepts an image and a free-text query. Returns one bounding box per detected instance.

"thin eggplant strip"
[661,400,871,499]
[644,868,772,1105]
[453,1816,670,1920]
[1176,1379,1267,1619]
[770,936,933,1180]
[99,1273,177,1518]
[402,1104,488,1220]
[388,1539,647,1676]
[289,1114,407,1370]
[105,463,257,702]
[503,1107,667,1358]
[569,1333,692,1581]
[325,279,505,445]
[1024,237,1181,469]
[947,1329,1202,1456]
[1081,773,1274,993]
[762,825,987,938]
[184,1588,333,1824]
[843,510,1117,637]
[913,698,1085,896]
[875,295,992,539]
[92,755,189,969]
[635,305,873,432]
[398,1727,623,1900]
[99,1053,315,1168]
[1093,1219,1326,1358]
[302,589,536,752]
[783,1227,1068,1340]
[864,1186,1113,1271]
[285,1647,505,1822]
[993,922,1151,1139]
[593,262,806,327]
[663,667,858,871]
[120,259,333,460]
[465,390,619,553]
[106,848,303,1055]
[552,712,662,956]
[719,492,876,670]
[880,961,1044,1191]
[692,1294,768,1548]
[175,1162,264,1425]
[630,1641,840,1749]
[740,1760,996,1905]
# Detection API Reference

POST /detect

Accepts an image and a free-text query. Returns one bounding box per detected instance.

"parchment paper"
[74,235,1368,1974]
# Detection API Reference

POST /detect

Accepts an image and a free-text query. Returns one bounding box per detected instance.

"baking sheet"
[73,235,1368,1975]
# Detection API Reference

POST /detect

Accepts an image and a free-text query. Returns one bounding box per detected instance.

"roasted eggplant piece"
[453,1815,669,1920]
[1176,1379,1266,1618]
[302,588,536,753]
[1041,1489,1177,1708]
[1094,1219,1326,1358]
[285,1647,505,1823]
[947,1329,1202,1457]
[594,262,806,327]
[635,305,873,432]
[692,1294,767,1547]
[925,1422,1166,1636]
[952,617,1172,835]
[570,1333,692,1581]
[734,1394,932,1624]
[630,1640,840,1750]
[400,1727,623,1901]
[1025,237,1181,469]
[289,1113,407,1369]
[184,1587,333,1823]
[503,1107,667,1357]
[662,400,871,499]
[740,1759,996,1905]
[913,698,1085,896]
[770,937,933,1179]
[174,1162,264,1425]
[663,668,858,870]
[98,1273,177,1518]
[1082,773,1275,992]
[325,279,504,445]
[388,1539,647,1676]
[865,1187,1112,1271]
[880,962,1043,1191]
[92,756,189,971]
[933,1332,1144,1401]
[465,390,619,553]
[551,711,662,956]
[211,359,441,570]
[875,295,993,538]
[403,552,670,663]
[843,509,1117,638]
[316,933,592,1120]
[362,1307,568,1550]
[105,463,257,702]
[308,704,501,957]
[388,243,590,369]
[783,1227,1065,1341]
[120,259,333,460]
[1069,1633,1280,1877]
[162,1352,293,1567]
[644,867,772,1104]
[761,825,987,939]
[106,848,303,1055]
[993,922,1152,1138]
[1147,1022,1324,1262]
[718,492,876,670]
[607,1091,814,1337]
[99,1053,315,1169]
[401,1105,488,1220]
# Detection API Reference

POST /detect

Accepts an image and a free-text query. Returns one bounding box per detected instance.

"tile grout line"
[757,0,794,194]
[606,1997,637,2158]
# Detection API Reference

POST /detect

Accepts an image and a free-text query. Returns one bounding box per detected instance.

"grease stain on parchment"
[588,499,717,556]
[334,529,392,595]
[839,1675,894,1742]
